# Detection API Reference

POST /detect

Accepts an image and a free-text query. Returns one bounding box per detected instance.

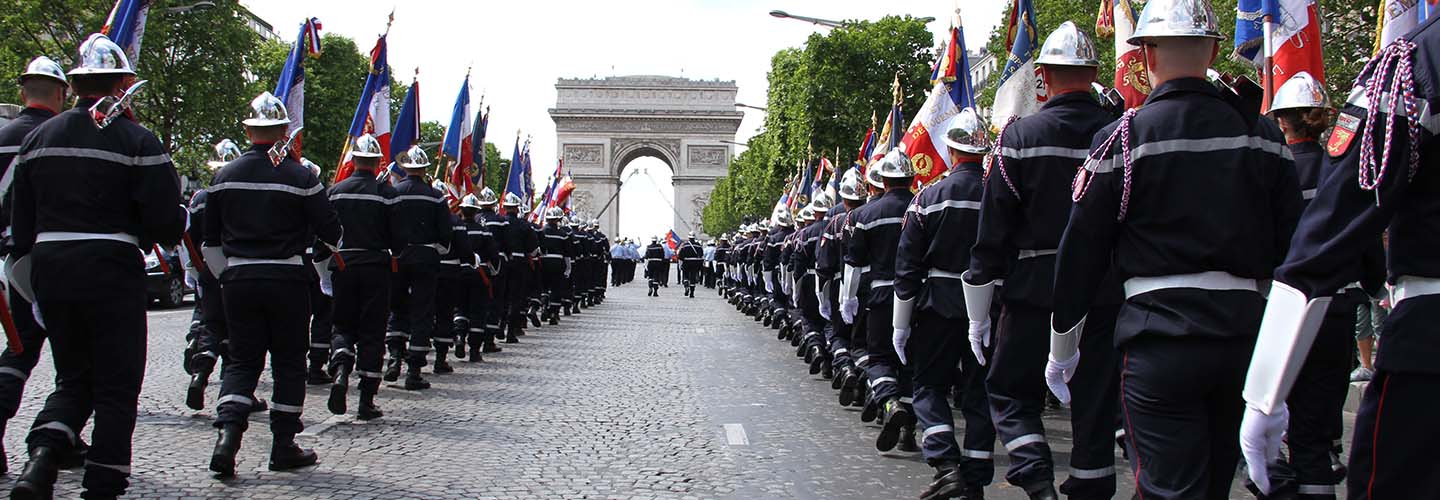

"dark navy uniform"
[204,144,340,441]
[713,241,731,294]
[764,224,794,317]
[677,238,703,296]
[792,217,827,361]
[539,222,573,318]
[11,97,185,496]
[500,212,539,339]
[433,213,470,369]
[326,168,397,415]
[0,106,57,441]
[1052,77,1301,498]
[184,189,232,409]
[817,204,858,391]
[385,176,452,379]
[463,210,502,356]
[644,242,666,295]
[844,188,913,406]
[896,161,996,490]
[479,209,511,343]
[967,91,1122,497]
[1270,22,1440,498]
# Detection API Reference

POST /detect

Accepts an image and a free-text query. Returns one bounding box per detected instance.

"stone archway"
[548,75,743,238]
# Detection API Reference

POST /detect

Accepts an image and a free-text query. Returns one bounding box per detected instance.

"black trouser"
[863,294,908,403]
[1287,294,1358,499]
[503,260,531,331]
[389,260,438,368]
[330,266,389,391]
[191,274,227,374]
[0,288,48,421]
[434,265,463,351]
[986,302,1055,490]
[1061,305,1122,500]
[796,273,824,349]
[1347,370,1440,499]
[681,261,702,288]
[821,280,853,367]
[908,308,995,488]
[1120,334,1253,499]
[307,277,333,371]
[27,296,137,497]
[541,257,566,307]
[214,279,310,435]
[484,269,506,340]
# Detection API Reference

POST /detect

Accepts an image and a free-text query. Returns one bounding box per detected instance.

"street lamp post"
[769,10,936,28]
[163,1,216,15]
[734,103,768,112]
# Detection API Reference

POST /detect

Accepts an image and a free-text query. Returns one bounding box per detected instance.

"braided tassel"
[1073,108,1138,222]
[1356,40,1420,203]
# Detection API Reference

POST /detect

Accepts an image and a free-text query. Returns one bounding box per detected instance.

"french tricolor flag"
[101,0,151,65]
[335,34,392,182]
[274,17,321,159]
[1234,0,1325,112]
[442,73,473,197]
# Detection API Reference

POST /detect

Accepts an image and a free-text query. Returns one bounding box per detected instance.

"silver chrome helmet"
[68,34,134,76]
[302,158,322,178]
[1127,0,1225,44]
[502,192,522,207]
[1036,21,1101,67]
[810,191,833,213]
[242,91,291,127]
[351,134,384,158]
[206,139,241,169]
[688,230,696,239]
[941,108,992,155]
[875,147,915,179]
[1268,71,1329,113]
[772,207,792,227]
[839,168,865,201]
[478,187,499,206]
[545,207,564,220]
[19,56,67,86]
[798,206,815,223]
[397,145,430,170]
[460,193,483,210]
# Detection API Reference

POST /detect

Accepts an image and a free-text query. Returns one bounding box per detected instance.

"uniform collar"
[21,106,56,119]
[1041,90,1097,110]
[1144,77,1220,105]
[73,97,102,109]
[955,160,984,172]
[247,143,273,152]
[349,169,378,179]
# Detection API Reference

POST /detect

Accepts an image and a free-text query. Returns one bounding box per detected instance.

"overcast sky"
[243,0,1004,239]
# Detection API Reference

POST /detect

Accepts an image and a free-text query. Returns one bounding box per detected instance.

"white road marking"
[723,423,749,446]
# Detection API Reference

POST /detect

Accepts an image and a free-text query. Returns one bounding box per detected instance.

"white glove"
[319,274,333,297]
[1044,351,1080,405]
[184,269,199,292]
[765,273,775,293]
[841,297,859,324]
[892,327,910,365]
[968,318,991,365]
[1240,403,1290,495]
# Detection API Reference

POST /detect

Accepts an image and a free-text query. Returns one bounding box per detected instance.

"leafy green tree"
[247,32,371,181]
[0,0,110,99]
[703,15,934,234]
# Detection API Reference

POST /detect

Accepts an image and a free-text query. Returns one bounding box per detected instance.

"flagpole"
[1262,14,1274,113]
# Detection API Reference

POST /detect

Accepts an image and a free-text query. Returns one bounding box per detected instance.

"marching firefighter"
[306,159,337,387]
[898,109,998,500]
[1051,0,1302,496]
[677,232,704,297]
[539,207,573,323]
[842,147,919,453]
[325,134,395,420]
[644,237,666,297]
[383,147,452,390]
[1240,18,1439,497]
[0,56,70,474]
[9,34,187,498]
[499,193,539,342]
[819,168,868,408]
[964,23,1123,500]
[463,189,505,357]
[201,92,342,476]
[792,194,832,376]
[432,182,471,374]
[184,140,245,413]
[713,235,731,296]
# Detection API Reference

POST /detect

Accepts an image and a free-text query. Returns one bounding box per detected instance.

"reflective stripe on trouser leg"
[986,303,1055,489]
[1059,305,1120,500]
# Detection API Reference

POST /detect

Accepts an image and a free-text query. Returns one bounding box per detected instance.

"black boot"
[876,398,915,452]
[327,362,351,416]
[918,464,968,500]
[860,394,880,423]
[830,365,847,390]
[454,332,467,359]
[356,386,383,421]
[548,307,559,325]
[505,328,520,344]
[482,337,502,353]
[898,425,920,452]
[1023,483,1059,500]
[467,345,483,363]
[10,446,59,499]
[268,434,318,471]
[208,425,243,477]
[807,348,825,375]
[382,348,402,382]
[433,348,454,374]
[403,369,430,391]
[187,367,211,411]
[838,369,860,407]
[306,361,330,386]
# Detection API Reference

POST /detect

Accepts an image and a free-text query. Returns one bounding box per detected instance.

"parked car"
[144,245,190,308]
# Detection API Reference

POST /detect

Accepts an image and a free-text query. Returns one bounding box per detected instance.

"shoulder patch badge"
[1327,111,1361,157]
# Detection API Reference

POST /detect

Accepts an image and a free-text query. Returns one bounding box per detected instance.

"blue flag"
[387,79,420,179]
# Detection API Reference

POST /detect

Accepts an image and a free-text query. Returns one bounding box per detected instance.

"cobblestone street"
[3,283,1318,499]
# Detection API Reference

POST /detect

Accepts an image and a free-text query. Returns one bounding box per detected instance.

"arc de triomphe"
[548,75,742,238]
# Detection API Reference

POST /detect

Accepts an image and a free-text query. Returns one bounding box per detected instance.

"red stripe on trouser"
[1367,375,1391,499]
